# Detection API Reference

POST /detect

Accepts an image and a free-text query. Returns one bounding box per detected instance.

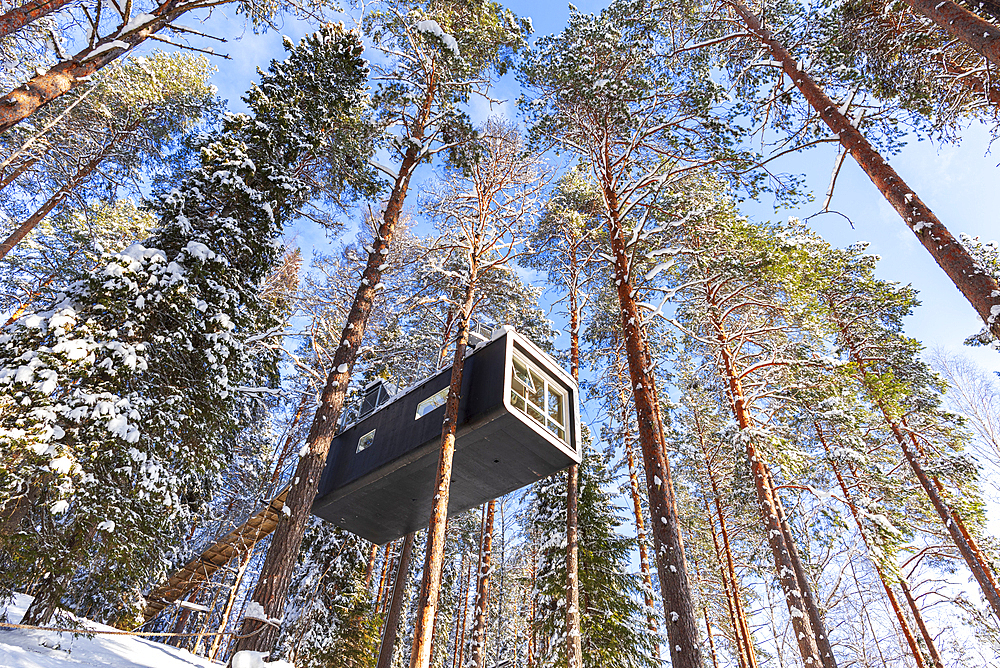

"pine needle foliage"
[0,23,376,626]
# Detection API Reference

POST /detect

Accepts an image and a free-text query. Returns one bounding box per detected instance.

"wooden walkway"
[142,486,290,622]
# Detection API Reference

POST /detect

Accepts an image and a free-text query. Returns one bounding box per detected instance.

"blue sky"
[152,0,1000,377]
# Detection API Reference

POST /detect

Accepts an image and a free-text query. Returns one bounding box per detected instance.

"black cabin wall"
[315,335,508,498]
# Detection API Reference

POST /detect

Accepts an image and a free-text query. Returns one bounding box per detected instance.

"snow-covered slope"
[0,594,221,668]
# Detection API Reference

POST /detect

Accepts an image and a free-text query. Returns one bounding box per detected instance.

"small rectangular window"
[415,387,449,420]
[356,429,376,453]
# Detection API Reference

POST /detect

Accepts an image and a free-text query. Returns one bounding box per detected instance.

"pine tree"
[519,4,749,663]
[0,51,219,260]
[0,22,375,626]
[238,6,530,654]
[527,439,658,668]
[278,519,380,668]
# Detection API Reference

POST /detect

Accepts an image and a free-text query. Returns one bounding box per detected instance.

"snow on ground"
[1,593,221,668]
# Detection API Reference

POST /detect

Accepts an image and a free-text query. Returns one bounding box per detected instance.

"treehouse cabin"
[312,327,582,545]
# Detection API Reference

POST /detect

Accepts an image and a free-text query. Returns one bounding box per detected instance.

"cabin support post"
[377,531,415,668]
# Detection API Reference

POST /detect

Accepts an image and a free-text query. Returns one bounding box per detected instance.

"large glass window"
[415,387,449,419]
[510,354,567,443]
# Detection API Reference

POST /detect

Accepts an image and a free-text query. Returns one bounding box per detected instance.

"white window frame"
[509,352,568,444]
[415,387,450,420]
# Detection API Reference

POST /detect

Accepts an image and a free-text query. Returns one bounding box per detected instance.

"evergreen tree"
[0,51,219,260]
[527,439,658,668]
[279,519,380,668]
[0,22,375,626]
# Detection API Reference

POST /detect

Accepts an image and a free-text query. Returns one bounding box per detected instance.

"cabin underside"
[311,408,576,545]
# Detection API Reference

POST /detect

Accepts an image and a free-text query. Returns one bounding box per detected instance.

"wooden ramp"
[142,486,290,622]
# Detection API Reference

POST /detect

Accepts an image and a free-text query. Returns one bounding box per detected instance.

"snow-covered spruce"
[0,24,374,627]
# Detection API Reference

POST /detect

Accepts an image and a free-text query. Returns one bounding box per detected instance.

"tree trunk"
[0,0,185,133]
[376,542,395,614]
[0,156,39,192]
[376,531,415,668]
[565,265,584,668]
[527,544,537,668]
[624,438,661,639]
[764,464,838,668]
[365,543,379,589]
[601,182,703,668]
[727,0,1000,340]
[452,553,470,668]
[209,548,254,661]
[0,149,106,259]
[688,394,757,668]
[470,499,496,668]
[901,0,1000,68]
[235,139,424,654]
[899,577,946,668]
[409,274,478,668]
[707,299,832,668]
[0,0,73,39]
[21,520,96,624]
[0,481,43,536]
[833,316,1000,621]
[817,426,928,668]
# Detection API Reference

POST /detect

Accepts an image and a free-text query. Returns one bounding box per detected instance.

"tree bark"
[376,532,415,668]
[689,399,756,668]
[0,0,185,133]
[0,156,39,192]
[470,499,496,668]
[409,274,478,668]
[707,298,833,668]
[235,139,424,654]
[901,0,1000,68]
[0,0,73,39]
[564,252,584,668]
[452,553,470,668]
[817,426,928,668]
[602,182,703,668]
[0,149,106,260]
[726,0,1000,340]
[833,315,1000,621]
[0,481,43,536]
[624,438,661,638]
[365,543,379,590]
[899,577,946,668]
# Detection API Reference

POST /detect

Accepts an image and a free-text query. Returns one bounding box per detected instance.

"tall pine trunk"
[899,577,946,668]
[705,292,835,668]
[565,250,584,668]
[409,271,478,668]
[0,0,73,39]
[470,499,496,668]
[452,553,471,668]
[689,399,757,668]
[601,182,703,668]
[377,531,416,668]
[0,147,110,259]
[831,310,1000,621]
[726,0,1000,340]
[815,423,930,668]
[236,135,426,653]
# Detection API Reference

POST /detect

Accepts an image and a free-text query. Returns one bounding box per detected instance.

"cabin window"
[415,387,449,419]
[357,429,376,453]
[510,354,567,443]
